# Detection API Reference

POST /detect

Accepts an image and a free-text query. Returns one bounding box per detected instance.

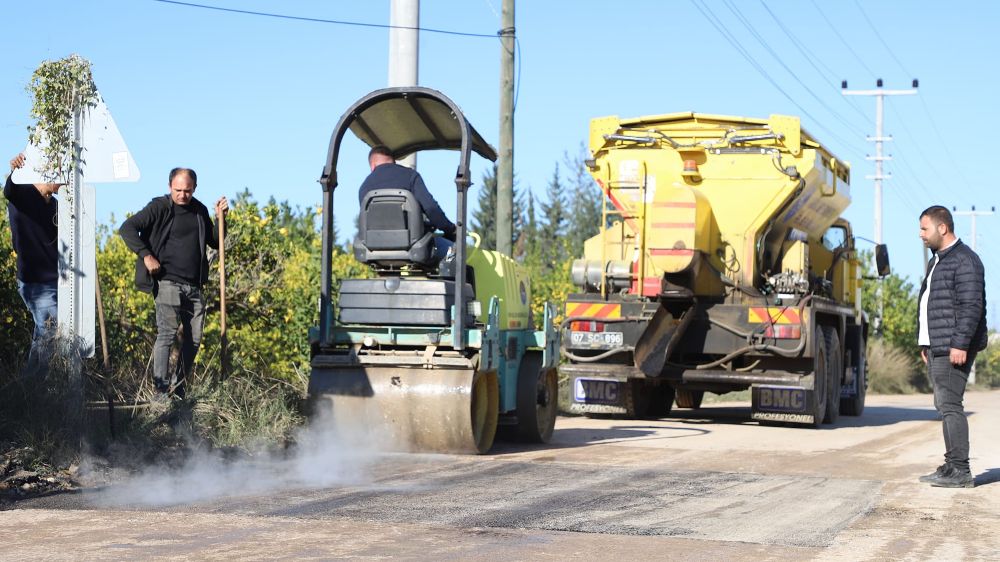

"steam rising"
[93,409,382,507]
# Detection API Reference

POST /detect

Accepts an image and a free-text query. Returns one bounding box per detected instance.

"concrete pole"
[496,0,515,256]
[874,93,884,244]
[843,80,917,335]
[389,0,419,169]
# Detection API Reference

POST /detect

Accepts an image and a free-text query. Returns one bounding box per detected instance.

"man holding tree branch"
[5,152,61,380]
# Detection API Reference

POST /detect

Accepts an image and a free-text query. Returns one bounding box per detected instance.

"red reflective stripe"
[592,304,619,319]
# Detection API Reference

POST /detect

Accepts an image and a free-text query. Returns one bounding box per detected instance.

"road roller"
[308,87,559,453]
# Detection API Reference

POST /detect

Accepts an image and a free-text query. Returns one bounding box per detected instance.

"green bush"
[973,333,1000,388]
[3,192,367,456]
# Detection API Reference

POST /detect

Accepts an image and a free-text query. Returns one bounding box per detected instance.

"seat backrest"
[355,188,436,266]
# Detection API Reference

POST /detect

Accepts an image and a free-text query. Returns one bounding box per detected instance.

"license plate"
[569,330,624,349]
[574,377,622,405]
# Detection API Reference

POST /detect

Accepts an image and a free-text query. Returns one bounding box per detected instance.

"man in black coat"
[916,205,987,488]
[120,168,227,399]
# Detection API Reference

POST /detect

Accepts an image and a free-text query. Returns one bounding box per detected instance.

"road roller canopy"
[320,87,498,192]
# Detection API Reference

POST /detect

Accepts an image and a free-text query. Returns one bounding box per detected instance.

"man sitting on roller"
[359,145,455,261]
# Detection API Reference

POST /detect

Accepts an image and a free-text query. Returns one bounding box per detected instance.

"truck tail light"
[570,321,605,332]
[764,325,801,339]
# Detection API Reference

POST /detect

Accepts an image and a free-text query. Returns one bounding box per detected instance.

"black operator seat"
[353,188,439,267]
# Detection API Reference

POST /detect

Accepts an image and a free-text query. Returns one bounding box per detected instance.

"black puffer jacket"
[917,240,988,355]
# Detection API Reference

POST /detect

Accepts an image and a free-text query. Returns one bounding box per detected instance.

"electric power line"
[689,0,865,159]
[810,0,876,79]
[885,98,956,196]
[852,0,912,77]
[916,94,974,189]
[151,0,499,38]
[758,0,873,127]
[723,0,868,138]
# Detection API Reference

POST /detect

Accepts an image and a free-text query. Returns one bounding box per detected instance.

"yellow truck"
[561,112,889,426]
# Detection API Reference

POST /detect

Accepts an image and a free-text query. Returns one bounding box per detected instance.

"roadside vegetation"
[4,145,999,500]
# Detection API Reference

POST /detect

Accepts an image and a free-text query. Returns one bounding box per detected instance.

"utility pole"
[496,0,515,256]
[842,79,918,244]
[953,205,994,385]
[952,206,994,253]
[843,79,918,334]
[389,0,419,169]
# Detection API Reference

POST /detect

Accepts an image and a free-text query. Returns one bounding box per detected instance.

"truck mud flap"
[633,302,695,377]
[751,384,817,425]
[568,373,630,416]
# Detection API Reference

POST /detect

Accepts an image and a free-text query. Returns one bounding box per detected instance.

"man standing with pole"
[119,168,227,400]
[916,205,987,488]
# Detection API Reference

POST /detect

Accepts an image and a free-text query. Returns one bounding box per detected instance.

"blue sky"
[4,1,999,322]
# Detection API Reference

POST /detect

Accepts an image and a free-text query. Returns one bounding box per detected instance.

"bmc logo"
[757,387,807,412]
[574,378,621,405]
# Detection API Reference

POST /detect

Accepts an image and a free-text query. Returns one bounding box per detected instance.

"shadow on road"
[665,403,942,430]
[975,468,1000,487]
[490,425,710,455]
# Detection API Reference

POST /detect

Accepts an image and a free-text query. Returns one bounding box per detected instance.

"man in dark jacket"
[4,152,61,379]
[359,145,456,260]
[120,168,227,399]
[916,205,987,488]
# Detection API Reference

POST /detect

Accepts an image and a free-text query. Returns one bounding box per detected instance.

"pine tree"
[518,191,539,261]
[471,164,522,253]
[538,164,568,269]
[564,146,602,258]
[471,164,498,249]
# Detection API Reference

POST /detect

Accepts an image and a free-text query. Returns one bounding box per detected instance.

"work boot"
[930,466,975,488]
[918,464,949,483]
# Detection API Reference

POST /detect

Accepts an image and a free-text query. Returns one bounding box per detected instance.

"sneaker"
[930,466,975,488]
[918,464,949,483]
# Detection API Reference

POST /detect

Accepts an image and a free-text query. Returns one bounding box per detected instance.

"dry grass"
[867,338,927,394]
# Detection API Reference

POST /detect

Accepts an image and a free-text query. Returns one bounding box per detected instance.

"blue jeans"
[16,280,58,379]
[153,280,206,397]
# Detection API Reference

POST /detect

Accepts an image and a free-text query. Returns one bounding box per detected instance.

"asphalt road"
[5,391,1000,560]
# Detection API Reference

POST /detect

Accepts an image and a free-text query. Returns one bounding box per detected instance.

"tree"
[563,146,603,258]
[471,164,522,253]
[537,163,568,269]
[471,164,498,250]
[860,250,919,361]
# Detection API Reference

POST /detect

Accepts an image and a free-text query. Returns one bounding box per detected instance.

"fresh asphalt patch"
[24,454,882,548]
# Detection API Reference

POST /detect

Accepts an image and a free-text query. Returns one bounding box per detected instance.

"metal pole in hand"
[218,208,228,382]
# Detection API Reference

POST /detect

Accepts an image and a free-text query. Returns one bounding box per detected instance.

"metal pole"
[389,0,419,169]
[874,93,884,244]
[843,79,918,334]
[496,0,515,256]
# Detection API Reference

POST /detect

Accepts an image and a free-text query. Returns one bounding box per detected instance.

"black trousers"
[929,352,975,472]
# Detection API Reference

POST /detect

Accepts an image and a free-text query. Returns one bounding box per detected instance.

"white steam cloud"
[93,409,384,507]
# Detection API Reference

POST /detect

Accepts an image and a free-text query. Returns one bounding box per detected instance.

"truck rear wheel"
[810,329,829,428]
[822,327,842,425]
[675,389,704,409]
[841,336,867,416]
[626,379,674,419]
